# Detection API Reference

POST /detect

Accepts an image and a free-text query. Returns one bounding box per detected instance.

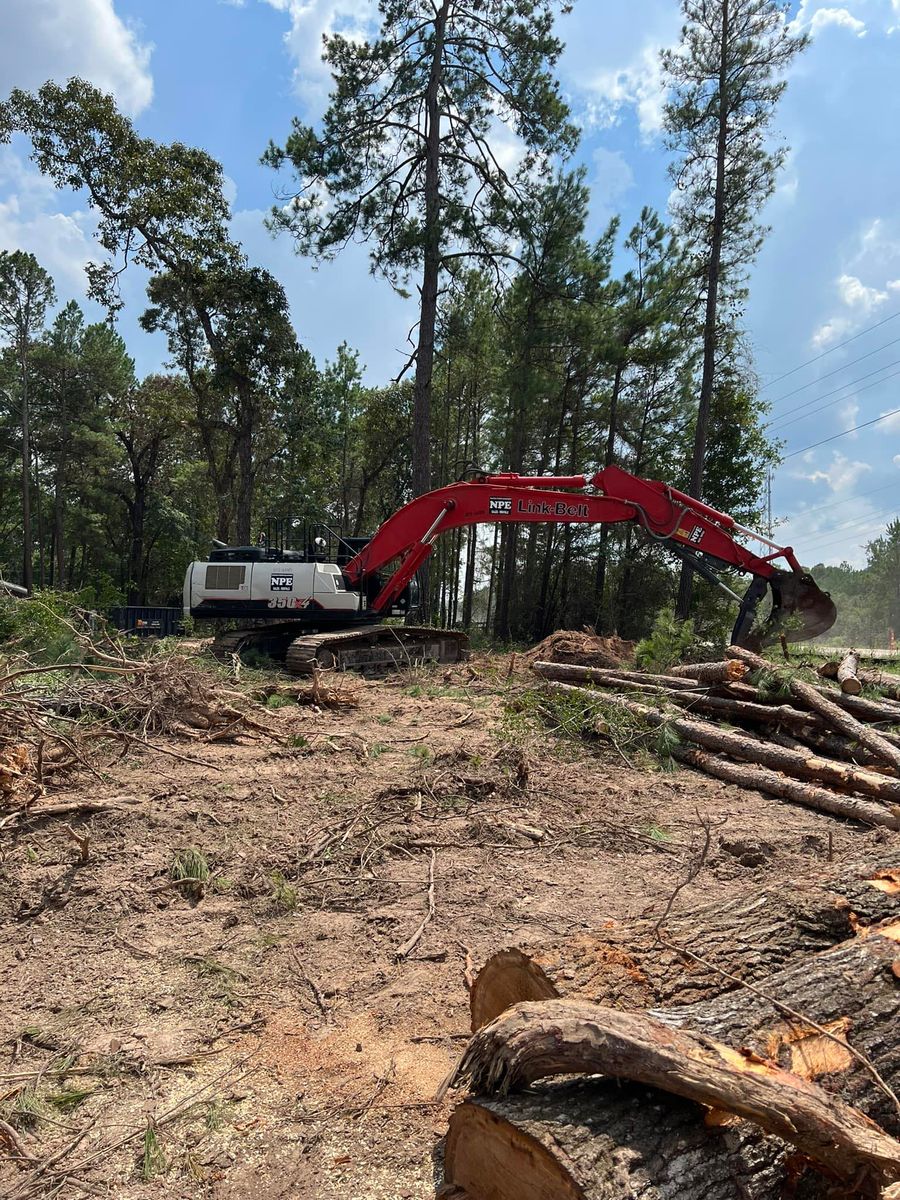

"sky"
[1,0,899,568]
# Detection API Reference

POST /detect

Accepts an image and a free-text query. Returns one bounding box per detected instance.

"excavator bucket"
[732,568,837,652]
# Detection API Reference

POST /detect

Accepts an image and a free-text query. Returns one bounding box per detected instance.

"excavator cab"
[732,568,836,652]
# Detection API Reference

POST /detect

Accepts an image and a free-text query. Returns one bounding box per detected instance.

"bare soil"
[0,652,891,1199]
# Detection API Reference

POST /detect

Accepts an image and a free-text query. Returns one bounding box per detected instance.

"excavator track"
[285,626,470,677]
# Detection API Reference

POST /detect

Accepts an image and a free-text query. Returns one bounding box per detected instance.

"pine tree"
[662,0,807,616]
[263,0,577,517]
[0,250,55,593]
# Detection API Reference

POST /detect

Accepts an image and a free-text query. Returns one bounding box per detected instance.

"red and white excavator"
[183,465,836,674]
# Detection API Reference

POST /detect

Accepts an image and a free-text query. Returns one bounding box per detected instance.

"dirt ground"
[0,651,892,1199]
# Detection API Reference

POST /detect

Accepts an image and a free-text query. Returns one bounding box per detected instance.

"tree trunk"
[445,924,900,1200]
[235,402,254,546]
[410,0,450,616]
[127,492,146,607]
[20,349,33,594]
[676,0,730,621]
[53,473,66,590]
[594,364,624,630]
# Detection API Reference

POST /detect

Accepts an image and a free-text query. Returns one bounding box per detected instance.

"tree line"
[0,0,815,642]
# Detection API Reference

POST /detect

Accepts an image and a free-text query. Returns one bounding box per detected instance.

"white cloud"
[260,0,378,105]
[810,221,900,347]
[592,147,635,207]
[581,45,668,139]
[809,8,867,37]
[801,451,871,491]
[0,148,99,293]
[837,272,888,309]
[0,0,153,116]
[880,408,900,431]
[790,0,867,38]
[894,454,900,467]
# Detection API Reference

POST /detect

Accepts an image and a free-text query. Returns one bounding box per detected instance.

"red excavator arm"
[343,465,836,649]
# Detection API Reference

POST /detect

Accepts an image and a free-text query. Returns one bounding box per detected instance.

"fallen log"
[768,727,897,773]
[668,660,748,683]
[727,646,900,725]
[534,660,900,744]
[727,646,900,770]
[445,925,900,1200]
[531,661,705,690]
[671,744,900,830]
[445,1000,900,1195]
[469,857,900,1028]
[547,682,900,807]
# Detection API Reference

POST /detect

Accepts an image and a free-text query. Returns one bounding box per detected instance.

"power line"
[798,502,900,549]
[768,361,900,431]
[803,519,898,557]
[769,333,900,409]
[783,405,900,458]
[760,309,900,391]
[784,478,900,519]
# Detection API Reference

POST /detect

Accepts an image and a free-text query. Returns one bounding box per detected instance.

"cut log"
[671,744,900,830]
[820,661,900,703]
[668,660,748,683]
[531,661,705,690]
[726,646,900,770]
[838,650,863,695]
[472,859,900,1027]
[768,726,897,773]
[468,857,900,1029]
[445,926,900,1199]
[446,1000,900,1195]
[726,645,900,726]
[547,681,900,807]
[445,1080,782,1200]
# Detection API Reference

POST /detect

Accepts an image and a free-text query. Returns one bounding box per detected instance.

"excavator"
[182,464,836,674]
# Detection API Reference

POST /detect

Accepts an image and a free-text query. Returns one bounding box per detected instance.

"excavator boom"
[344,465,836,649]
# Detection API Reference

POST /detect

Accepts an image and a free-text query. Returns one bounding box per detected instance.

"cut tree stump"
[445,923,900,1200]
[468,857,900,1028]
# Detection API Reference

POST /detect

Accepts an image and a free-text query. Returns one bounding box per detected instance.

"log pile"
[440,858,900,1200]
[531,646,900,831]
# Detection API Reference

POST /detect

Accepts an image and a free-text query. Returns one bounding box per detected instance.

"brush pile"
[533,644,900,830]
[0,641,269,801]
[523,628,635,669]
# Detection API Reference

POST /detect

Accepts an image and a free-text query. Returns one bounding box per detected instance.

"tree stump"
[470,858,900,1028]
[445,924,900,1199]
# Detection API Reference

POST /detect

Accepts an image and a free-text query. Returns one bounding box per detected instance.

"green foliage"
[635,610,696,672]
[169,848,210,898]
[269,870,298,912]
[141,1122,166,1181]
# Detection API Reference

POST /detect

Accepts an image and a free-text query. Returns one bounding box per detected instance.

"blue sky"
[1,0,899,567]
